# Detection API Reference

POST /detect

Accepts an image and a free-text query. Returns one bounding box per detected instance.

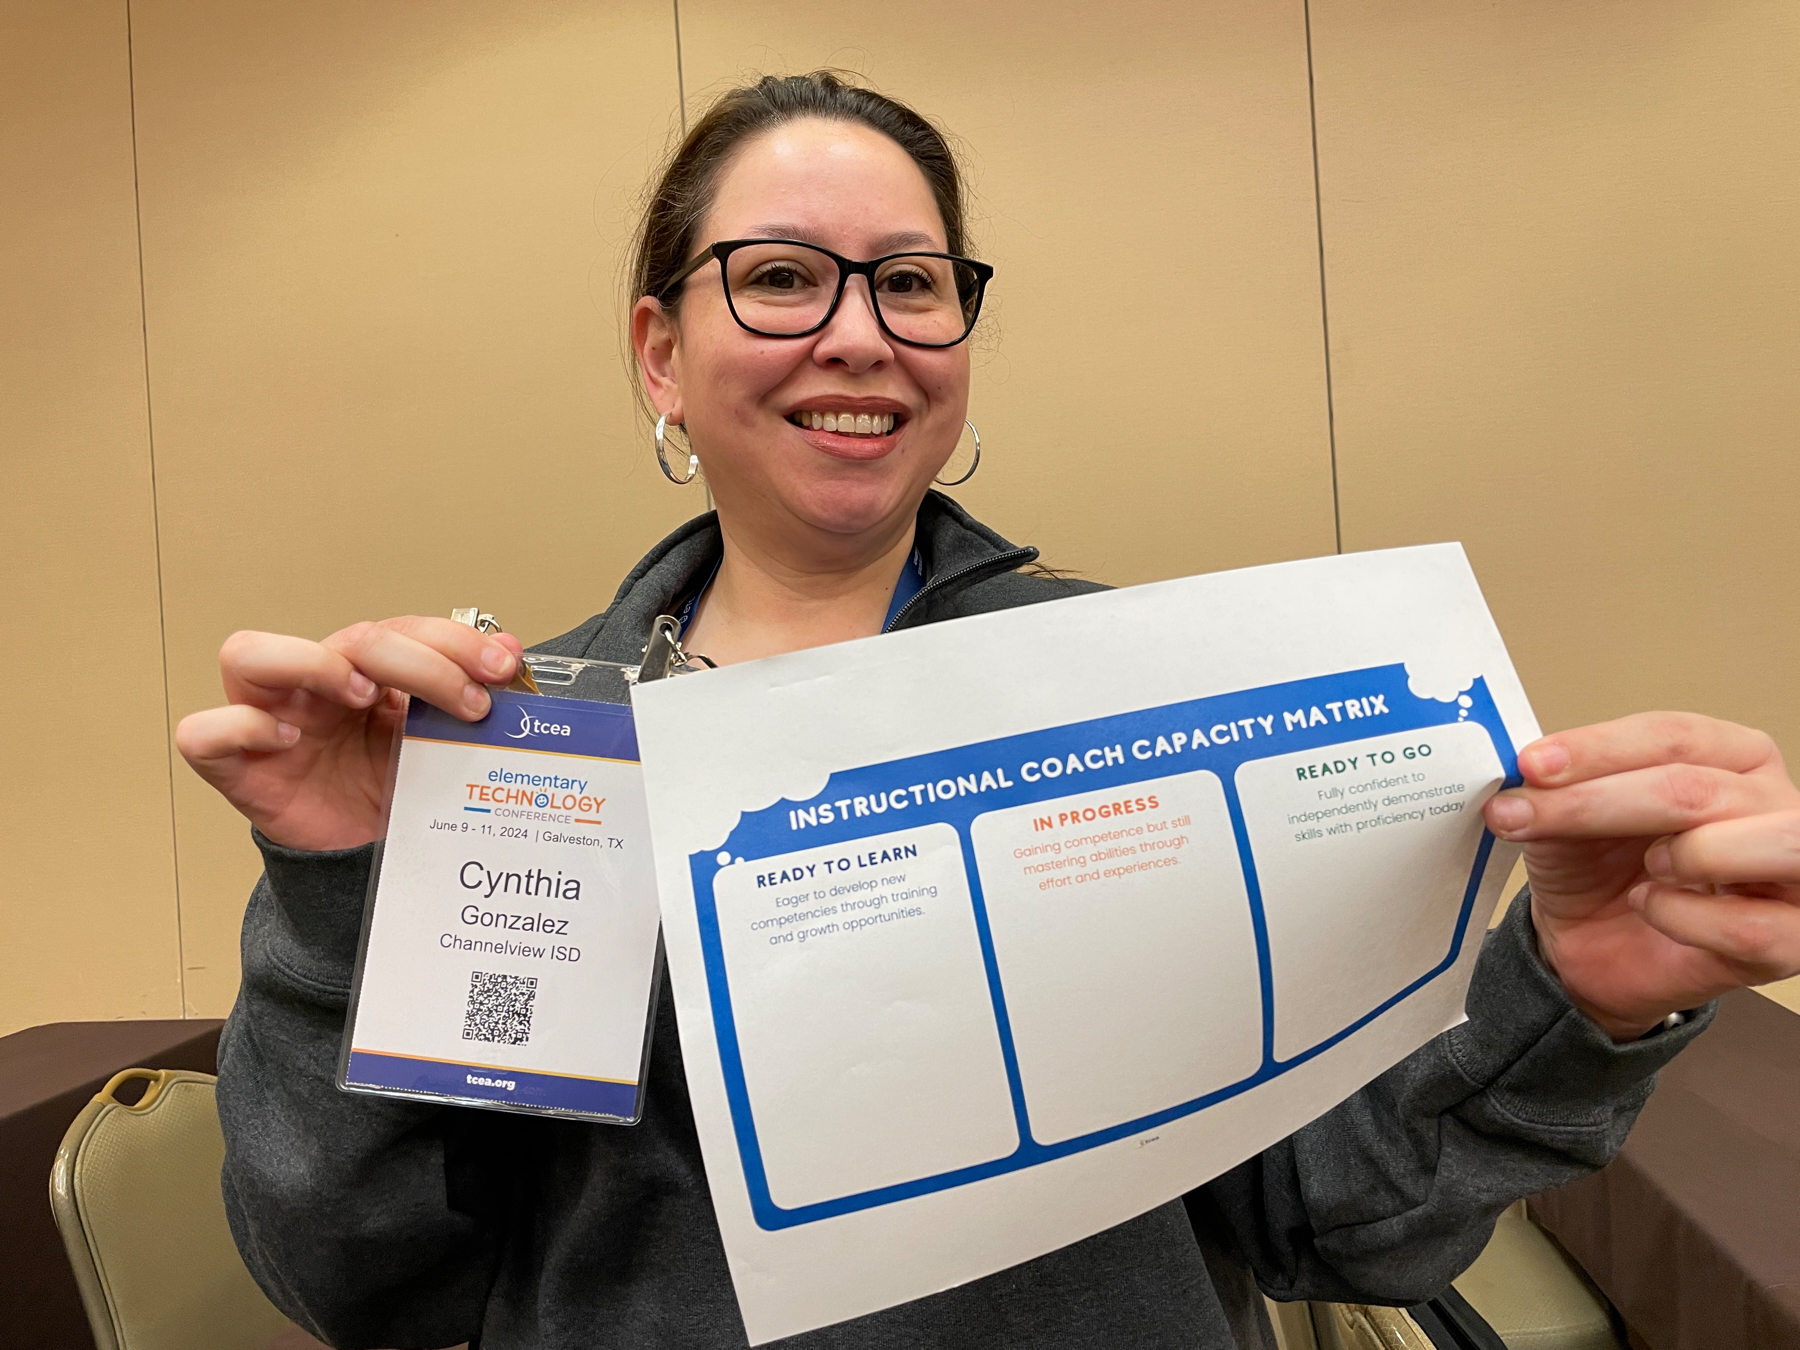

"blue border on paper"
[686,664,1520,1230]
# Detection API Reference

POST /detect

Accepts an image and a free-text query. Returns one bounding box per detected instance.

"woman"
[180,73,1800,1348]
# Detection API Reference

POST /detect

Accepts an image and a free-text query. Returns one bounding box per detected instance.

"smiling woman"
[176,69,1800,1350]
[627,78,989,664]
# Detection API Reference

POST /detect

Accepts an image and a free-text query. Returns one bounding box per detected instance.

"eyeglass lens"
[723,242,981,345]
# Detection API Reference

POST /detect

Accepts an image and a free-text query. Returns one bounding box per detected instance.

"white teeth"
[794,411,898,435]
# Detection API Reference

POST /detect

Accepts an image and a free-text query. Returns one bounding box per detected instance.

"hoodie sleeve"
[1195,892,1711,1305]
[216,832,527,1349]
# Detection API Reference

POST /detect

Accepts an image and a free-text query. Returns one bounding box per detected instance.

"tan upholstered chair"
[1267,1205,1624,1350]
[1449,1207,1623,1350]
[48,1068,293,1350]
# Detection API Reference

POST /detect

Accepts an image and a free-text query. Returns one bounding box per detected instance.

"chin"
[782,469,928,537]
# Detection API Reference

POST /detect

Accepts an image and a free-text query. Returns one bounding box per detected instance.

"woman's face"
[635,118,969,545]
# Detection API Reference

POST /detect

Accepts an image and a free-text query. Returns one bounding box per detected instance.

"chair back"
[48,1068,292,1350]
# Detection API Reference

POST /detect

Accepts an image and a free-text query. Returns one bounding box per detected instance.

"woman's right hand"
[176,618,523,852]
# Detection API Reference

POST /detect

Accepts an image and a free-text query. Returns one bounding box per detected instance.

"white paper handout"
[629,543,1537,1344]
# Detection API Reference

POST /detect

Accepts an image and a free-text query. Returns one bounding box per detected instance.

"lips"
[783,399,909,460]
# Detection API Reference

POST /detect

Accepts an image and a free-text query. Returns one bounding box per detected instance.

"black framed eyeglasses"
[657,238,994,349]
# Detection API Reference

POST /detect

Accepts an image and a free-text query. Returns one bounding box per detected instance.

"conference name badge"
[339,681,661,1124]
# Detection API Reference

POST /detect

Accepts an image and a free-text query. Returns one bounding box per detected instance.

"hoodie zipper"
[885,546,1038,633]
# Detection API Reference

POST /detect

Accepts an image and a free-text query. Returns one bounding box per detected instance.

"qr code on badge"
[462,971,538,1046]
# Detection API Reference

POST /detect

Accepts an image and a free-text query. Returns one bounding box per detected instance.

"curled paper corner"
[691,805,746,857]
[1405,656,1477,704]
[693,763,834,855]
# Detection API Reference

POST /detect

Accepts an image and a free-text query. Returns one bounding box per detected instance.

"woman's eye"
[746,263,815,291]
[880,269,934,295]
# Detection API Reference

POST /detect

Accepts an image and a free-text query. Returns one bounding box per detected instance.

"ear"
[631,295,684,425]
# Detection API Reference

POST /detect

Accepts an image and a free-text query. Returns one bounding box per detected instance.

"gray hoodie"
[218,493,1707,1348]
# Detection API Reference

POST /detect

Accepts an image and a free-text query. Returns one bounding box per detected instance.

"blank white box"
[972,770,1263,1145]
[713,822,1018,1209]
[1236,720,1504,1062]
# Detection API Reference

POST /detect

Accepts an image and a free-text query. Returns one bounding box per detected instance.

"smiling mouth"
[789,411,898,437]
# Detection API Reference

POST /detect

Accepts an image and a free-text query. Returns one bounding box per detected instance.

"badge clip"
[634,614,715,684]
[450,606,541,694]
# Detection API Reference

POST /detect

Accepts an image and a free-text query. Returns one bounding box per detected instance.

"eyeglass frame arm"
[654,238,994,349]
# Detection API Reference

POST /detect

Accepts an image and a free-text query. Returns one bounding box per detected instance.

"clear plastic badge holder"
[337,615,705,1125]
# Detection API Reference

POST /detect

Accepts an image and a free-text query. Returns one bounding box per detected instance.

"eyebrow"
[742,224,946,254]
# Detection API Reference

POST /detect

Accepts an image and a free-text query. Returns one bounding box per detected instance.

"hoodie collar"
[578,491,1037,665]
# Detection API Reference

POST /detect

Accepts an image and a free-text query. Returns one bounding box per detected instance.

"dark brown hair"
[629,71,971,315]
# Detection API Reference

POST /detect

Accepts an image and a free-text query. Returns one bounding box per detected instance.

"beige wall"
[1,0,183,1030]
[2,0,1797,1031]
[127,0,689,1018]
[1315,0,1800,753]
[1308,0,1800,1010]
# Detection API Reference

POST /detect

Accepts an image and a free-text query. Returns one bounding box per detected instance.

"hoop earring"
[934,420,981,487]
[655,413,699,485]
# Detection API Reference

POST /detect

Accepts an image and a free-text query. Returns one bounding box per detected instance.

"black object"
[1407,1286,1510,1350]
[658,237,995,347]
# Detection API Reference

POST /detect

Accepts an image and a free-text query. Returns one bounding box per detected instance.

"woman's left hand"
[1483,712,1800,1040]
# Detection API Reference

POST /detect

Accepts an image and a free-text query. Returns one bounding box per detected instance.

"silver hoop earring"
[934,420,981,487]
[655,413,699,485]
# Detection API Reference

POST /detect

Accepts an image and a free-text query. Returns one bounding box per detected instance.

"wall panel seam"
[677,0,708,513]
[124,0,188,1015]
[674,0,688,128]
[1302,0,1341,554]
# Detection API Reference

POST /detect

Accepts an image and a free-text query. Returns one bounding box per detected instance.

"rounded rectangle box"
[711,822,1020,1210]
[971,769,1263,1145]
[1235,720,1505,1062]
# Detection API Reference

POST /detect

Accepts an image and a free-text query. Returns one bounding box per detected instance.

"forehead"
[702,117,948,256]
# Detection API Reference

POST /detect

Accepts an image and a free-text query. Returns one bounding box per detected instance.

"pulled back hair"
[629,71,971,316]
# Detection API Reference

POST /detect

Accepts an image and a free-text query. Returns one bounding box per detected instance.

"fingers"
[176,703,301,768]
[214,619,520,731]
[378,615,522,682]
[220,630,381,710]
[322,618,517,721]
[1487,761,1790,841]
[1516,711,1780,788]
[1627,882,1800,981]
[1645,809,1800,887]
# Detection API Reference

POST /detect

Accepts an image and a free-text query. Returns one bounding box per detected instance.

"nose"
[811,274,893,373]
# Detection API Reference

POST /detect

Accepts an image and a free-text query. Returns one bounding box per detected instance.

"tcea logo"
[504,706,573,740]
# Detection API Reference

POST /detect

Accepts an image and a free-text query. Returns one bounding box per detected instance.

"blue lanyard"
[676,548,926,638]
[672,556,720,637]
[883,547,926,630]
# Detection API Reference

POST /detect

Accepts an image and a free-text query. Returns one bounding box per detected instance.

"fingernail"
[277,721,301,744]
[1645,840,1674,880]
[1488,796,1533,833]
[481,645,513,678]
[349,673,377,702]
[1627,882,1651,910]
[1526,742,1570,781]
[463,683,489,715]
